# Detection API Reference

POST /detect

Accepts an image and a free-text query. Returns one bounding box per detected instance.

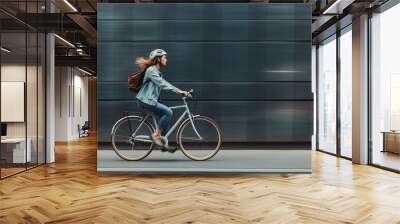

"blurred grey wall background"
[97,3,312,145]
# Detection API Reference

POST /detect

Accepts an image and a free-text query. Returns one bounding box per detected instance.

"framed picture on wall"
[1,81,25,122]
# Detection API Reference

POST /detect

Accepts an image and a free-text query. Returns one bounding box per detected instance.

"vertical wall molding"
[352,14,369,164]
[0,21,2,178]
[88,77,97,132]
[315,44,319,151]
[46,32,55,163]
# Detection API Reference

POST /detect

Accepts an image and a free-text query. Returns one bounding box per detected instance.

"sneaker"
[161,145,177,153]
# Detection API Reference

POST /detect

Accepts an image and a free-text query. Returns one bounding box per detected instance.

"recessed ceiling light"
[1,47,11,53]
[54,34,75,48]
[322,0,353,15]
[78,67,93,76]
[63,0,78,12]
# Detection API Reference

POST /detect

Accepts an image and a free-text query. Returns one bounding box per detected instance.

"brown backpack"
[128,68,147,93]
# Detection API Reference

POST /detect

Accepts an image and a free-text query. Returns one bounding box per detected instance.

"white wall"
[1,82,25,122]
[71,71,89,138]
[55,66,69,141]
[55,67,89,141]
[1,63,46,163]
[1,65,26,139]
[1,65,41,138]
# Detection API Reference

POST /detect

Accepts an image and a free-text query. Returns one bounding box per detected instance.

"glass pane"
[27,30,38,169]
[26,0,39,169]
[0,1,46,178]
[371,5,400,171]
[38,33,45,164]
[1,30,27,177]
[318,36,337,154]
[340,28,352,158]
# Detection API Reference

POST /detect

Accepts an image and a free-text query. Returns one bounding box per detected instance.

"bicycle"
[110,89,222,161]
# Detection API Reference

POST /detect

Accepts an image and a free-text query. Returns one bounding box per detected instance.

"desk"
[1,138,31,163]
[382,131,400,155]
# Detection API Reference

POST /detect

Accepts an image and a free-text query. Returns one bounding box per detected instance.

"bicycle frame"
[132,97,203,145]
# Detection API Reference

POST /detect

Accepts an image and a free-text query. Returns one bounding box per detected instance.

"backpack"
[128,68,146,93]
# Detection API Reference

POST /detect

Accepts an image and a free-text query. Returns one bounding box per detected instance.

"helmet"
[149,49,167,60]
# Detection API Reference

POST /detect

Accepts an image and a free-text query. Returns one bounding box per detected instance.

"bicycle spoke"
[113,135,131,140]
[111,117,154,161]
[179,116,221,161]
[180,137,202,141]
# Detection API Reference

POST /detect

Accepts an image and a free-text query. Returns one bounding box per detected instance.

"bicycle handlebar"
[182,89,193,99]
[188,89,194,98]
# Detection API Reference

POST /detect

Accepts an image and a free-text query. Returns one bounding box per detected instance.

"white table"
[1,138,31,163]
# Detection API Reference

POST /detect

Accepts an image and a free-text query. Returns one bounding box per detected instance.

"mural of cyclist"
[135,49,189,152]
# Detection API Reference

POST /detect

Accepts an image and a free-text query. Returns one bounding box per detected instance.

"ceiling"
[1,0,389,74]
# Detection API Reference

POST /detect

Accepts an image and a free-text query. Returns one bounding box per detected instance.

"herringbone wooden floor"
[1,135,400,224]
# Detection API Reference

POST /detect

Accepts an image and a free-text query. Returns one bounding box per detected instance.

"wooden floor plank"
[0,135,400,223]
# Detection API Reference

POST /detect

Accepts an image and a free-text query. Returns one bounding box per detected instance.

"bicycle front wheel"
[178,116,222,161]
[111,116,154,161]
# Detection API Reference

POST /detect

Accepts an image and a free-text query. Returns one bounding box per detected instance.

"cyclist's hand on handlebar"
[179,90,190,97]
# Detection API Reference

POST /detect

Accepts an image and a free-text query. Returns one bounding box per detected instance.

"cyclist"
[135,49,189,152]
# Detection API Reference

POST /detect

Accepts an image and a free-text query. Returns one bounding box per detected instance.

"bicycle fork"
[186,108,203,140]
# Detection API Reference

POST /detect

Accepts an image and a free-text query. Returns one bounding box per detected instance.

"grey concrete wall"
[97,3,312,144]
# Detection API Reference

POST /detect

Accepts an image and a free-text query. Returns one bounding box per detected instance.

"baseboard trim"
[97,167,311,174]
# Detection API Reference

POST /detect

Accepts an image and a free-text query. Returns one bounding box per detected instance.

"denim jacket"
[136,65,180,106]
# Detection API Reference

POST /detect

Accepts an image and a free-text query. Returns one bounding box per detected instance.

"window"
[339,27,352,158]
[318,35,337,154]
[370,3,400,171]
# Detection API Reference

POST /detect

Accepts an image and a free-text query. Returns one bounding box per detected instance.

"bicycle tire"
[177,116,222,161]
[111,116,154,161]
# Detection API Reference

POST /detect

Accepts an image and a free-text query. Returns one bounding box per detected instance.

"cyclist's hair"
[135,56,161,69]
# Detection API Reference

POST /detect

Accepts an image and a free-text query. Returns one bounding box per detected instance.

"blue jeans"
[137,100,173,135]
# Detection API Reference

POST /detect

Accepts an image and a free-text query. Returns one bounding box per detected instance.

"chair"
[78,121,90,138]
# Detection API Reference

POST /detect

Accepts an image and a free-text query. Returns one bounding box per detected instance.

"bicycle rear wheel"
[177,116,222,161]
[111,116,154,161]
